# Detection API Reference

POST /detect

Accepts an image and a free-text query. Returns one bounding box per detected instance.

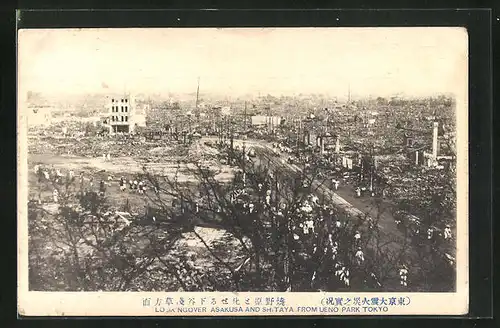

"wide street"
[202,136,455,263]
[201,136,405,244]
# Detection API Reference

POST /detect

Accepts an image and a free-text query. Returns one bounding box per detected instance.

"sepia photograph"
[17,27,468,316]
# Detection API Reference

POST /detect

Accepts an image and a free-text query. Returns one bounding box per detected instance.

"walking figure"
[444,225,452,240]
[119,177,126,191]
[355,247,365,265]
[399,265,409,287]
[99,180,106,196]
[36,166,44,183]
[427,228,434,240]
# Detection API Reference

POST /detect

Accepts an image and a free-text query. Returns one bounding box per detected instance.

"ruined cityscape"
[20,29,460,294]
[25,86,457,293]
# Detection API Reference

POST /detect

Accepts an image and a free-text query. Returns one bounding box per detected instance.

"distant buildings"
[405,121,454,169]
[106,94,147,133]
[220,106,232,116]
[251,115,281,127]
[422,122,441,167]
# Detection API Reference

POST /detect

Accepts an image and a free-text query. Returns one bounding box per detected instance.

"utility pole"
[243,102,247,149]
[243,102,247,187]
[296,117,301,148]
[229,116,234,165]
[218,116,222,144]
[324,107,329,134]
[244,101,247,132]
[369,145,374,193]
[195,77,200,125]
[267,105,272,134]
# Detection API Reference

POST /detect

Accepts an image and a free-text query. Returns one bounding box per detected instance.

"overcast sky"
[18,27,468,98]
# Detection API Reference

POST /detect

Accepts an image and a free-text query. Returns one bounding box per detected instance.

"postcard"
[17,27,468,316]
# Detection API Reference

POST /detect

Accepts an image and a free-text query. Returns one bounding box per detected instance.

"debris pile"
[188,140,220,160]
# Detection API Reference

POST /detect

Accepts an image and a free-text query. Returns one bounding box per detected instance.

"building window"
[125,106,128,112]
[121,106,124,112]
[125,99,128,103]
[112,99,114,102]
[125,116,128,122]
[111,116,115,122]
[121,116,124,122]
[121,99,124,102]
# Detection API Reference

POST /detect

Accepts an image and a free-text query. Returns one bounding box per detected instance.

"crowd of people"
[29,133,455,291]
[220,137,456,289]
[32,163,153,203]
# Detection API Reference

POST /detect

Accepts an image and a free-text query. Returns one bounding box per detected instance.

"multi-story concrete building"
[107,94,147,133]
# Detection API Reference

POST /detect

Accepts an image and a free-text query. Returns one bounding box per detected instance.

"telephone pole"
[244,101,248,135]
[348,83,351,103]
[195,77,200,124]
[243,102,247,154]
[243,101,247,187]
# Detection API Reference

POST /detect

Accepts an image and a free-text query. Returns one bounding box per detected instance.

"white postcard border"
[17,27,469,317]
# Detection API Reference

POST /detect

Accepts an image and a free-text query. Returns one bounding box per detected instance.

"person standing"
[444,225,452,240]
[119,177,126,191]
[399,265,409,287]
[99,180,106,196]
[34,164,40,176]
[35,165,44,183]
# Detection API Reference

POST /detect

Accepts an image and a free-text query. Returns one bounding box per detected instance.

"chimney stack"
[432,121,439,159]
